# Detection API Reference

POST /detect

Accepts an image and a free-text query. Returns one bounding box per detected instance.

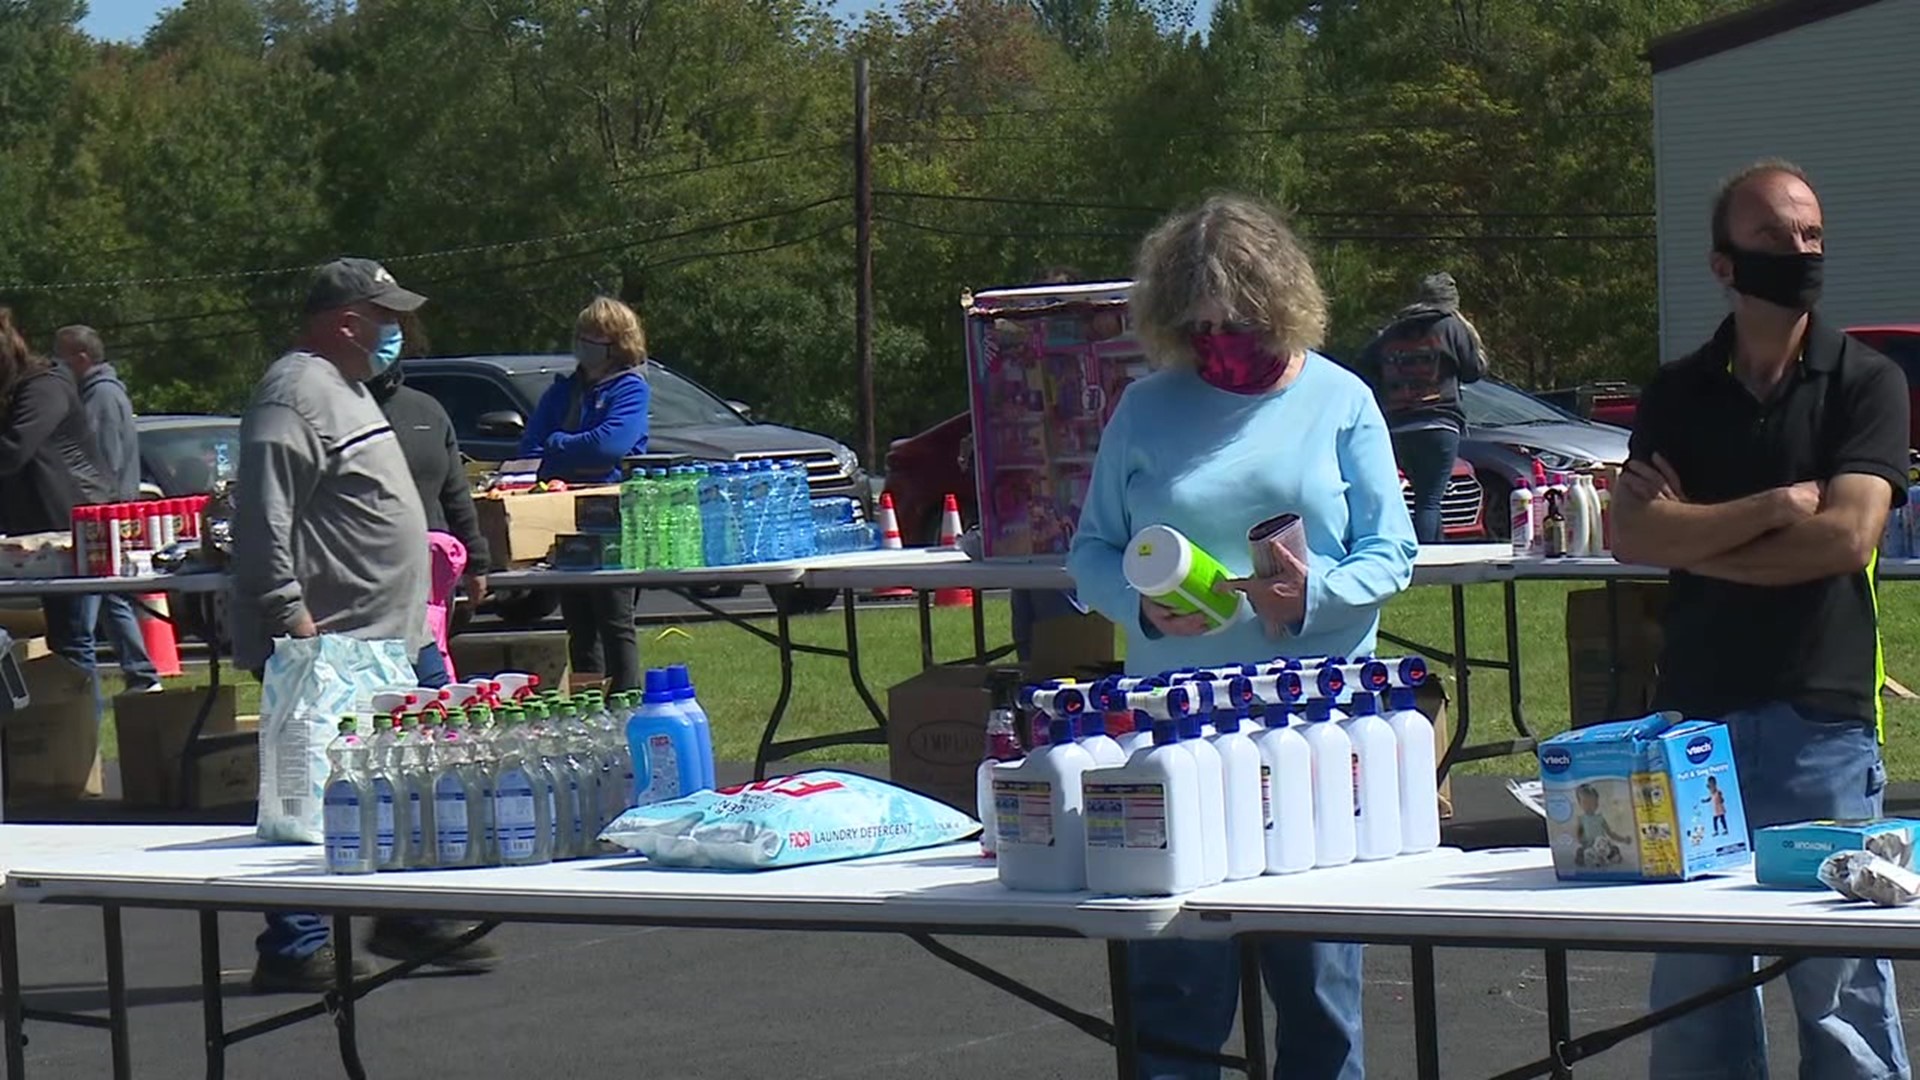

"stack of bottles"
[812,496,880,555]
[1878,468,1920,558]
[71,495,211,577]
[322,664,718,874]
[1508,463,1610,560]
[984,654,1443,895]
[616,459,876,570]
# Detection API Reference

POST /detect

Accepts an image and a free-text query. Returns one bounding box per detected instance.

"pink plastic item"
[425,532,468,682]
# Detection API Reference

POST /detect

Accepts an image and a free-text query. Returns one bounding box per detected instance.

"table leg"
[1545,948,1573,1080]
[1450,584,1472,748]
[1238,939,1268,1080]
[840,589,888,728]
[3,906,25,1080]
[103,907,130,1080]
[1106,941,1139,1080]
[751,605,797,781]
[331,916,367,1080]
[1412,944,1440,1080]
[198,911,224,1080]
[177,648,224,806]
[971,598,987,665]
[1504,581,1529,738]
[1603,581,1621,720]
[917,591,934,670]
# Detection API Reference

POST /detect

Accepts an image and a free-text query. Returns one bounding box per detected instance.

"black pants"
[560,586,641,691]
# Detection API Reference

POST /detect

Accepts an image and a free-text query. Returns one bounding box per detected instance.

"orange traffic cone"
[873,492,913,598]
[137,593,183,678]
[934,494,974,608]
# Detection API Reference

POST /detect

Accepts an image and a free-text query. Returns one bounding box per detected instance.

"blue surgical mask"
[354,316,404,378]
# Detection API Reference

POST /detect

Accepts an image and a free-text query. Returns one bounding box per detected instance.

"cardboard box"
[1566,584,1667,729]
[450,631,570,690]
[887,665,1019,811]
[1755,818,1920,890]
[114,686,254,809]
[1539,714,1750,881]
[1420,680,1455,821]
[1,638,102,802]
[475,485,620,568]
[1025,612,1116,682]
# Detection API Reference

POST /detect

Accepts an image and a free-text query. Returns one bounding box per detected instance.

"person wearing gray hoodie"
[52,325,159,692]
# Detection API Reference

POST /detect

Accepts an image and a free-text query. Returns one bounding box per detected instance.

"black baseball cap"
[303,257,427,315]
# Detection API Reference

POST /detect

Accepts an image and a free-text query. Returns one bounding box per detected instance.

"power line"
[877,110,1644,146]
[875,189,1654,220]
[875,213,1653,244]
[606,142,843,187]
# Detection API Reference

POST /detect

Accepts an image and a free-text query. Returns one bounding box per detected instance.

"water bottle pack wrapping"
[599,771,980,870]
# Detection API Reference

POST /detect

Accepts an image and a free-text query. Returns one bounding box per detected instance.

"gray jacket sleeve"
[234,403,323,634]
[85,385,138,498]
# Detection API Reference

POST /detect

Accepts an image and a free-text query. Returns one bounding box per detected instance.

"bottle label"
[1085,782,1168,849]
[434,775,470,863]
[1260,764,1274,830]
[407,784,427,850]
[495,769,539,860]
[642,734,682,804]
[373,777,396,867]
[1352,751,1362,817]
[992,778,1053,847]
[323,780,365,869]
[569,775,585,841]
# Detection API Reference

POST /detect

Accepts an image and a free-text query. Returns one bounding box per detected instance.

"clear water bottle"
[645,469,673,568]
[726,463,750,563]
[697,466,731,567]
[674,466,705,567]
[619,468,647,570]
[784,461,817,558]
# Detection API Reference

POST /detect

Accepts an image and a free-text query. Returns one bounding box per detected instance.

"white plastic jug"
[1084,719,1204,897]
[995,718,1095,892]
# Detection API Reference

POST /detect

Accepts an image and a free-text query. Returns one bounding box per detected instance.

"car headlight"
[1495,444,1595,474]
[833,445,860,476]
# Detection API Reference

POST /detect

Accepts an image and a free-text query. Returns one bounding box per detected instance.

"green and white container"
[1123,524,1245,632]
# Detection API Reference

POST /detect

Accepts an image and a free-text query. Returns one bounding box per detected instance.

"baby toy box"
[1538,714,1750,882]
[1754,819,1920,890]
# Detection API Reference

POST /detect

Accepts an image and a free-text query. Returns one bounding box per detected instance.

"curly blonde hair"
[1131,194,1328,367]
[576,296,648,370]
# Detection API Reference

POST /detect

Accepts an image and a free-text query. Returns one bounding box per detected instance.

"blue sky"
[81,1,1214,44]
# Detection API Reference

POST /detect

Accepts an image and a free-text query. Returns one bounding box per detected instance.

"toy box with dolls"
[1538,713,1751,882]
[963,282,1150,557]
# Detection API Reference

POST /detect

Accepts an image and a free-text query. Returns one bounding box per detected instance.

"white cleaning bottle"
[1341,691,1403,861]
[1251,711,1315,873]
[975,701,1024,858]
[1583,475,1607,555]
[1176,714,1228,886]
[1084,720,1203,896]
[1387,687,1441,854]
[1300,701,1356,867]
[1077,712,1127,767]
[1208,710,1265,881]
[1565,474,1591,557]
[995,717,1094,892]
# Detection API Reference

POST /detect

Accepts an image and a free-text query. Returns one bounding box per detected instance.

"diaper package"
[1539,714,1751,882]
[598,771,981,870]
[1756,819,1920,889]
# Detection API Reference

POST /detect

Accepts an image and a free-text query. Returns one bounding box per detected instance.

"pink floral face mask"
[1190,330,1284,394]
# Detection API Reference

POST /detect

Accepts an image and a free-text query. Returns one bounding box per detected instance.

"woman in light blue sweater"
[1067,195,1417,1079]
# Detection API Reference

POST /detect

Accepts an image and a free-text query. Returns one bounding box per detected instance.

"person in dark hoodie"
[521,297,650,691]
[53,325,161,693]
[0,309,113,680]
[366,353,490,678]
[1351,271,1488,543]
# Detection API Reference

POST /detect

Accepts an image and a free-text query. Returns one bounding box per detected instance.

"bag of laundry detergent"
[599,771,980,870]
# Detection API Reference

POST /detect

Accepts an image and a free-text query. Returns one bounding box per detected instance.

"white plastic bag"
[256,635,414,843]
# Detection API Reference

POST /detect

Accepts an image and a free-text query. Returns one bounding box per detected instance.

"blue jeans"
[259,642,450,961]
[1649,701,1909,1080]
[1128,939,1364,1080]
[1391,427,1460,545]
[85,594,158,688]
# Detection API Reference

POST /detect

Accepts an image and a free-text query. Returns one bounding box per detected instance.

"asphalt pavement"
[8,774,1920,1078]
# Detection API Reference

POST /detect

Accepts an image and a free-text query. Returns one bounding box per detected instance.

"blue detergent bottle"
[627,669,704,806]
[666,663,717,790]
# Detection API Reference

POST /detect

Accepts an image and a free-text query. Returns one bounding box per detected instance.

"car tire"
[491,588,558,627]
[770,585,837,616]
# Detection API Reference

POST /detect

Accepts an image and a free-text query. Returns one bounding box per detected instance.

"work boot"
[250,944,373,994]
[366,918,500,973]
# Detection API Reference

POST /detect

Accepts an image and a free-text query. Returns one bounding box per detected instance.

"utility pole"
[853,57,877,474]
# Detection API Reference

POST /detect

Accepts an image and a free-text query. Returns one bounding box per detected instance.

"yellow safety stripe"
[1869,549,1887,742]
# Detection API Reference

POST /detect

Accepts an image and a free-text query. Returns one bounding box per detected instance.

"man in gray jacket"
[52,326,160,693]
[234,258,495,990]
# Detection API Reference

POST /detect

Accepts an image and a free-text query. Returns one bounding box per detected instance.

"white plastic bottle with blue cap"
[1176,713,1228,885]
[1077,712,1126,766]
[1301,700,1356,867]
[1387,687,1441,853]
[627,669,705,806]
[1342,691,1402,861]
[1250,708,1314,873]
[994,717,1094,892]
[666,664,716,790]
[1208,710,1266,881]
[1083,719,1203,896]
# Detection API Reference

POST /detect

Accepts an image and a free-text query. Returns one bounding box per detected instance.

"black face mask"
[1721,245,1824,311]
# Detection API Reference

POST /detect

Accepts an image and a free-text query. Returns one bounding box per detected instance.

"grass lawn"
[110,580,1920,780]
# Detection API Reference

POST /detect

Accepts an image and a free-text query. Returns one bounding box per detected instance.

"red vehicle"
[885,411,1487,546]
[1845,326,1920,449]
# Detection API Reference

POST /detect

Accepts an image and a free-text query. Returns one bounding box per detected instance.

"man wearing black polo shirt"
[1614,160,1909,1080]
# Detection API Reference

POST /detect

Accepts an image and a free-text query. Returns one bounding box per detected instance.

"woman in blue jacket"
[521,297,650,690]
